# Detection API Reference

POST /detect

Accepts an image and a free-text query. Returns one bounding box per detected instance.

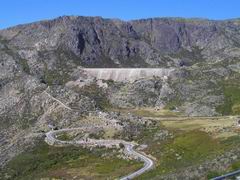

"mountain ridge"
[2,15,240,31]
[1,15,240,69]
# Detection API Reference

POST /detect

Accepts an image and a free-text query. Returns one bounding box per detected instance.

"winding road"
[43,89,154,179]
[45,128,154,180]
[120,143,154,180]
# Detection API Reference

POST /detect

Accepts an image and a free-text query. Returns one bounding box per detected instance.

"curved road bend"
[45,128,154,179]
[211,169,240,180]
[120,143,154,180]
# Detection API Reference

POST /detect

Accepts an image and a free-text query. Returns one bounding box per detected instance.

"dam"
[82,68,175,82]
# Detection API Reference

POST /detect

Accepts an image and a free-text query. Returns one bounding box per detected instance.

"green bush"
[217,84,240,115]
[19,59,30,74]
[207,171,222,179]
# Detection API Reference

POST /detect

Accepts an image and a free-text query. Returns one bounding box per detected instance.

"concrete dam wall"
[82,68,175,82]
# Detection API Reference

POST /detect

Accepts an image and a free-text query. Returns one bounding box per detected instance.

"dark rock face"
[1,16,240,68]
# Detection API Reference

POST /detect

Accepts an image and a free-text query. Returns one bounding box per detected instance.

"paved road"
[120,143,154,180]
[211,169,240,180]
[45,128,154,179]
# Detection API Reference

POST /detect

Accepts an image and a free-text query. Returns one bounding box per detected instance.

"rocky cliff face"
[1,16,240,68]
[1,16,240,166]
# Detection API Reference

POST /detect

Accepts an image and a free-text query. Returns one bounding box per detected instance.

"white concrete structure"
[83,68,175,82]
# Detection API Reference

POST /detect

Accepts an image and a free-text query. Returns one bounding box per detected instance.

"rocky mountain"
[1,16,240,68]
[1,15,240,167]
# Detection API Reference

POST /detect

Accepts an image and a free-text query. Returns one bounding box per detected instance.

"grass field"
[0,141,143,180]
[132,116,240,179]
[160,116,239,138]
[111,107,182,117]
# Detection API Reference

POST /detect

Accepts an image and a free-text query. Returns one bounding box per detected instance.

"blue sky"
[1,0,240,29]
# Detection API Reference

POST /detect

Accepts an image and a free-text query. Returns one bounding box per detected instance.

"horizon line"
[1,15,240,30]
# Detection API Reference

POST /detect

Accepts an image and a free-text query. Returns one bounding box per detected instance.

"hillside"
[1,16,240,179]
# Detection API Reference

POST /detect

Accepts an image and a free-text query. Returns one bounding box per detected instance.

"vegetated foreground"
[0,141,143,180]
[1,109,240,179]
[44,127,154,180]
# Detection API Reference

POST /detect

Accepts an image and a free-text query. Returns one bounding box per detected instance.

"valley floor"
[1,109,240,180]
